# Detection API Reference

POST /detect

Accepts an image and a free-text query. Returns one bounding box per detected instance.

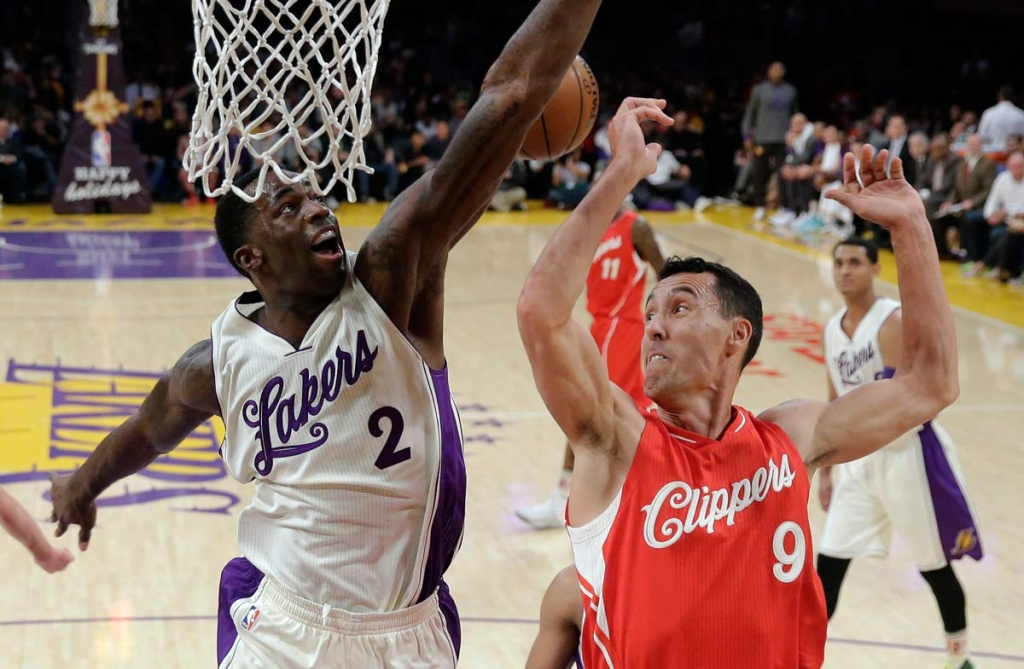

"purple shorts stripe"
[437,579,462,658]
[217,556,264,665]
[919,422,983,563]
[417,368,467,606]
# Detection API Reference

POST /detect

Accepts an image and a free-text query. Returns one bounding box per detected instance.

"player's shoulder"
[756,399,827,456]
[171,340,220,415]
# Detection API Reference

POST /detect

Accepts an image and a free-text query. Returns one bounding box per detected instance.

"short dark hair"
[658,256,763,368]
[835,236,879,264]
[998,85,1014,101]
[214,169,264,276]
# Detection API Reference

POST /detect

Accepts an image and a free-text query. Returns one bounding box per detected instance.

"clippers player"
[525,566,584,669]
[516,206,664,529]
[0,489,74,573]
[819,236,981,669]
[46,1,606,665]
[518,98,960,667]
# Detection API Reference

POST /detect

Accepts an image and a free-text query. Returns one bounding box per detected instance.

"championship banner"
[52,23,151,214]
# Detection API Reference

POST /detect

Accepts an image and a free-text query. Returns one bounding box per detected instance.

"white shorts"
[819,421,982,572]
[218,558,459,669]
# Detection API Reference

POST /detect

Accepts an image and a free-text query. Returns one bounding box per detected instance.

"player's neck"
[843,290,878,327]
[657,386,737,441]
[255,291,336,349]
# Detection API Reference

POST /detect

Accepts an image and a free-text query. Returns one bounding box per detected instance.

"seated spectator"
[916,133,962,259]
[949,134,999,276]
[965,150,1024,282]
[0,117,27,204]
[984,150,1024,284]
[548,148,591,210]
[907,131,930,180]
[489,159,528,212]
[395,131,431,193]
[355,126,399,203]
[772,113,816,224]
[132,101,169,197]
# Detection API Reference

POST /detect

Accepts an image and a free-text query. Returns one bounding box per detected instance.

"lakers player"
[518,97,959,667]
[818,236,981,669]
[517,205,664,529]
[46,0,606,665]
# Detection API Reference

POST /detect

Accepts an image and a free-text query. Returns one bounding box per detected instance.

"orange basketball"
[519,55,599,161]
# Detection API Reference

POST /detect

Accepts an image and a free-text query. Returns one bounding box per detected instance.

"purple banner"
[52,26,152,214]
[0,231,236,280]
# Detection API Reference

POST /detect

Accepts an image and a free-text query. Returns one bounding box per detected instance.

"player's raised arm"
[48,340,219,550]
[763,146,959,470]
[518,99,670,450]
[355,0,603,358]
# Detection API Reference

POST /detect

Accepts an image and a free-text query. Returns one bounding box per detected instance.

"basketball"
[518,55,599,161]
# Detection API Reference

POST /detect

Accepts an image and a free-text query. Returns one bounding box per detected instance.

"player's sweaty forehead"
[243,171,308,201]
[646,272,717,307]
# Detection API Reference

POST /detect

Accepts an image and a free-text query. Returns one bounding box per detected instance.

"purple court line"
[0,614,1021,662]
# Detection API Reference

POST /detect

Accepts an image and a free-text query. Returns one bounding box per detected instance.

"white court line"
[698,221,1024,334]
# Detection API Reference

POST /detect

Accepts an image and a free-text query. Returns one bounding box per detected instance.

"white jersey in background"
[820,296,982,570]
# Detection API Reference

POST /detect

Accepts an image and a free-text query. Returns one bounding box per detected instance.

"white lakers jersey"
[824,296,901,396]
[211,251,466,613]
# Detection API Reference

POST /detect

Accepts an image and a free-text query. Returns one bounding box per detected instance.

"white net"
[88,0,119,28]
[185,0,390,202]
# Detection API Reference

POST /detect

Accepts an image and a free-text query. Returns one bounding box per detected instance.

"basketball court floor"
[0,201,1021,668]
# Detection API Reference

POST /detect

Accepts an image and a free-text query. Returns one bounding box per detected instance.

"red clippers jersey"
[567,407,827,669]
[586,211,647,322]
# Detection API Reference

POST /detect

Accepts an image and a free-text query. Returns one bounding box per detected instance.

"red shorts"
[590,316,648,408]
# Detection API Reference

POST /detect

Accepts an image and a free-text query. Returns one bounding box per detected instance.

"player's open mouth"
[310,227,343,259]
[648,354,668,364]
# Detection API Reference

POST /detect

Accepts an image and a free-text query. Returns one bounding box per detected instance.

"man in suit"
[954,134,1006,276]
[882,115,916,186]
[908,132,930,181]
[916,133,963,259]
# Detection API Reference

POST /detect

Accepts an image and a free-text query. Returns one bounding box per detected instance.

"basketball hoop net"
[88,0,119,28]
[185,0,390,202]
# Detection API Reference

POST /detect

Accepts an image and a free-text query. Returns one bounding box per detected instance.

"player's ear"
[728,317,753,360]
[235,244,263,274]
[872,262,882,278]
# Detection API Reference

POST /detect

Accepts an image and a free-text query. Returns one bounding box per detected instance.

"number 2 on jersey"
[772,521,805,583]
[601,257,620,280]
[371,406,409,470]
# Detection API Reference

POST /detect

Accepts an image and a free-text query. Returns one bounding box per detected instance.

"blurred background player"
[818,236,982,669]
[1,488,73,573]
[516,204,665,529]
[524,566,582,669]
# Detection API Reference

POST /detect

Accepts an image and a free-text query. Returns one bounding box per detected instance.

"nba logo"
[91,130,112,167]
[241,605,260,631]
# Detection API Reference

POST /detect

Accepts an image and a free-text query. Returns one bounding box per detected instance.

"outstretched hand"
[825,145,926,229]
[49,473,97,551]
[606,97,673,182]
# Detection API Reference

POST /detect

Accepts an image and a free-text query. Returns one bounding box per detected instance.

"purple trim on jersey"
[437,579,462,658]
[217,556,264,664]
[416,368,467,604]
[920,423,983,563]
[878,366,896,380]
